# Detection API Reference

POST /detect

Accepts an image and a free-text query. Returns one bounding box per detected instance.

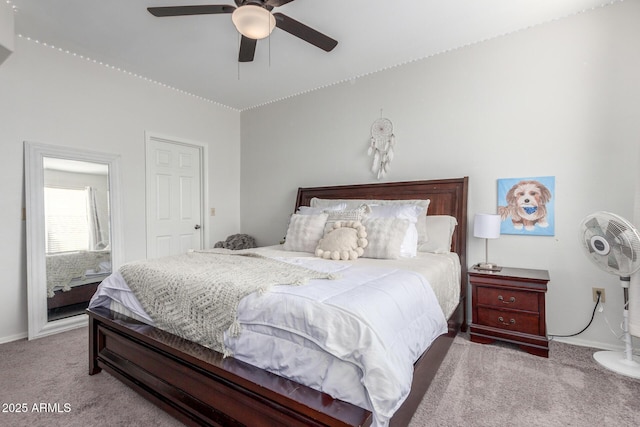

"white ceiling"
[12,0,611,111]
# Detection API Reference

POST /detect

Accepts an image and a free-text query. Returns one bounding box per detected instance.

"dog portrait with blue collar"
[497,176,555,236]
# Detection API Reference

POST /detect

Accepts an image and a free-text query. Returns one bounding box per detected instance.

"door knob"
[194,224,201,230]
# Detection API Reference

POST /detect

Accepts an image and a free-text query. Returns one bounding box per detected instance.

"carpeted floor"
[410,335,640,427]
[0,327,639,426]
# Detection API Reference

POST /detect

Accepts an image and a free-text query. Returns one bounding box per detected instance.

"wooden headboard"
[295,177,468,264]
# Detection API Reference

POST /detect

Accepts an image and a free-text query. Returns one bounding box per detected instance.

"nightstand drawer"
[476,287,538,312]
[476,307,540,335]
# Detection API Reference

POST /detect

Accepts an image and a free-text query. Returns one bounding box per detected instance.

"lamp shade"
[232,5,276,40]
[474,213,501,239]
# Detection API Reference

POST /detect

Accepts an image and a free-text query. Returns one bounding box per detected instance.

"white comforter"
[89,248,453,426]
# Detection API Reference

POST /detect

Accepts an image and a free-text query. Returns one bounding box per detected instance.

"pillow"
[400,224,419,257]
[418,215,458,254]
[368,204,422,257]
[282,213,328,253]
[323,205,371,235]
[361,217,409,259]
[311,198,430,244]
[368,204,423,222]
[297,203,347,215]
[315,221,368,261]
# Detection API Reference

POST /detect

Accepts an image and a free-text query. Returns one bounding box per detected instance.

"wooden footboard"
[88,306,373,427]
[88,301,461,427]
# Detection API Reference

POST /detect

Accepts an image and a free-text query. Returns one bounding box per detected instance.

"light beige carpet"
[410,335,640,426]
[0,327,639,426]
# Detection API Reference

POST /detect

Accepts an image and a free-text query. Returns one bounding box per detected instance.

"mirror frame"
[24,141,124,339]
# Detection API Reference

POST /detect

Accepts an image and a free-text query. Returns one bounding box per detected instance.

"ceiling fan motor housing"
[147,0,338,63]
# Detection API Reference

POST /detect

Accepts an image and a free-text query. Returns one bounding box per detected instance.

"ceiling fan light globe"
[232,5,276,40]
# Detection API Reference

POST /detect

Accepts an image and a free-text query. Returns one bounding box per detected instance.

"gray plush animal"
[214,234,257,250]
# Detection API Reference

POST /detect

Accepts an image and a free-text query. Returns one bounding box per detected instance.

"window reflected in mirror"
[43,157,112,322]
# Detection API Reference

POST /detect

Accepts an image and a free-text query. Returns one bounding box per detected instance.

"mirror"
[25,142,123,339]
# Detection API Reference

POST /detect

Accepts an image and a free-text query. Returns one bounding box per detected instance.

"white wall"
[0,38,241,342]
[0,2,14,65]
[240,1,640,350]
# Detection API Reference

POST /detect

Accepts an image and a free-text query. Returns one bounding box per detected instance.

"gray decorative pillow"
[311,197,430,244]
[323,205,371,235]
[283,213,328,253]
[361,217,409,259]
[296,203,347,215]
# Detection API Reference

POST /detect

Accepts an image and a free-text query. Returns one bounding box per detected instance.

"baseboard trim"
[0,331,28,344]
[550,335,628,352]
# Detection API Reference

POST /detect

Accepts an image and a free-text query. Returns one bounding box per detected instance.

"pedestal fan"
[579,211,640,378]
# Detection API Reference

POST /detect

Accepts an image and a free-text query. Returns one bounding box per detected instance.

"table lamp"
[473,213,502,271]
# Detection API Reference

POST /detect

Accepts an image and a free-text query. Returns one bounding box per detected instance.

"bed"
[87,177,468,427]
[46,249,111,297]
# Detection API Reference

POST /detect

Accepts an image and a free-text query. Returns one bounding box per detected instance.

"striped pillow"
[361,217,409,259]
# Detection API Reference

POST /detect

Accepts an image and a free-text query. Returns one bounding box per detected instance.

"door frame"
[144,131,209,256]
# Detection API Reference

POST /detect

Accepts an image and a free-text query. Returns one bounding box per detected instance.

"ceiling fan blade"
[147,5,235,17]
[238,36,257,62]
[273,13,338,52]
[265,0,297,7]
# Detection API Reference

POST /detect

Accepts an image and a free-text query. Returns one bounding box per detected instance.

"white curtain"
[86,186,105,250]
[630,150,640,338]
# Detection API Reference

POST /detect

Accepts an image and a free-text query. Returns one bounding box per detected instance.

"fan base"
[593,350,640,379]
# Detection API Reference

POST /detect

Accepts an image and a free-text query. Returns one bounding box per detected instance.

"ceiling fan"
[147,0,338,62]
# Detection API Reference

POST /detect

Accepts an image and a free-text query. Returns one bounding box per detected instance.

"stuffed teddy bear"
[315,221,368,261]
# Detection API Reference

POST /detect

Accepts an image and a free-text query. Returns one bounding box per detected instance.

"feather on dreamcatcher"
[368,117,395,179]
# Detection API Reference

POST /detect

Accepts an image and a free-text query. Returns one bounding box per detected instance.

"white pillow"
[418,215,458,254]
[311,198,430,244]
[361,217,409,259]
[283,213,328,253]
[297,203,347,215]
[401,224,419,257]
[368,204,422,257]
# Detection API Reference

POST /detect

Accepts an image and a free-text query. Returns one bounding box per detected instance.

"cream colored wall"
[240,1,640,350]
[0,38,241,342]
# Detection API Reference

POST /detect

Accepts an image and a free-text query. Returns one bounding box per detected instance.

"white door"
[146,136,203,258]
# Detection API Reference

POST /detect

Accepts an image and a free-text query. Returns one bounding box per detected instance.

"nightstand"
[469,267,550,357]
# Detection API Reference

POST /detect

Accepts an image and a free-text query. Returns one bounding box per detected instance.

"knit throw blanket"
[46,250,111,297]
[119,250,335,355]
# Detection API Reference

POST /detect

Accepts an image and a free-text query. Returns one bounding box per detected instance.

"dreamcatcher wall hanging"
[367,114,396,179]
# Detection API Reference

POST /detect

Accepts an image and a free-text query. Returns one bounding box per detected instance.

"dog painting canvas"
[497,176,555,236]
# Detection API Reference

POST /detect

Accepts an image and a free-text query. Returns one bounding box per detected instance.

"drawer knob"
[498,295,516,304]
[498,316,516,325]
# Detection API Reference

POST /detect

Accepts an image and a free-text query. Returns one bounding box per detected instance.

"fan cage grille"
[580,211,640,277]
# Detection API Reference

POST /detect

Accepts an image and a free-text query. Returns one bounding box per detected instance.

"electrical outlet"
[210,208,216,216]
[592,287,605,303]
